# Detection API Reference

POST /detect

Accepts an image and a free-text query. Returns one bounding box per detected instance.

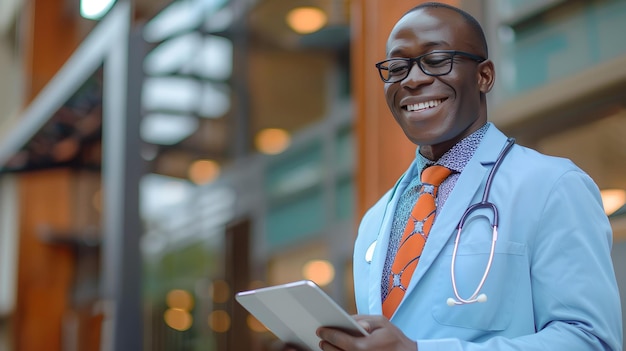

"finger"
[317,327,356,350]
[319,340,343,351]
[353,315,389,333]
[282,343,304,351]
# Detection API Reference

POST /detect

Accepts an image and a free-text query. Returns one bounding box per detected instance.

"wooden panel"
[21,0,91,102]
[351,0,460,219]
[15,169,75,351]
[12,0,102,349]
[224,219,252,351]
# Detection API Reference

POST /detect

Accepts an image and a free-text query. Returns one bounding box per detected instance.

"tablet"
[235,280,368,350]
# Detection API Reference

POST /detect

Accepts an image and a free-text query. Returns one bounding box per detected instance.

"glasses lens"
[377,52,461,82]
[420,53,453,76]
[379,59,410,82]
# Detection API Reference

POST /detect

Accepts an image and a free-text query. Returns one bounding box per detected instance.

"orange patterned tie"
[383,165,452,319]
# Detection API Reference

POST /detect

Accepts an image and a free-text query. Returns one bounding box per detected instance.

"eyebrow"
[387,40,451,57]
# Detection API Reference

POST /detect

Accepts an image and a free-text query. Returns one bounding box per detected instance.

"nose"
[401,61,433,88]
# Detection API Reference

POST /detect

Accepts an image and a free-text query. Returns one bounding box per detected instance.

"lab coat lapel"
[367,164,418,314]
[398,126,508,307]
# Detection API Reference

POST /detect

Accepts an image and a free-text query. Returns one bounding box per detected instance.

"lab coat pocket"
[431,240,526,331]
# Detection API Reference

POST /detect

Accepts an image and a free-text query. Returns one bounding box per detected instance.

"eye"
[386,60,409,76]
[422,54,452,67]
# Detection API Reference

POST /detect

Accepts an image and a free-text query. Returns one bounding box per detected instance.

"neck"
[419,121,489,161]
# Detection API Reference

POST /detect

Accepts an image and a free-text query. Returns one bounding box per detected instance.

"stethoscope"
[446,137,515,306]
[363,137,516,307]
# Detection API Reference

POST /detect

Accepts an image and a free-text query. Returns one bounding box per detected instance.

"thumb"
[357,320,371,333]
[354,315,388,333]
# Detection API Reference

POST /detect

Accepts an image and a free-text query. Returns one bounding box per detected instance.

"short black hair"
[404,2,488,57]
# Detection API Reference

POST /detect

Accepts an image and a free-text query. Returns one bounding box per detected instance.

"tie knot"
[420,165,452,187]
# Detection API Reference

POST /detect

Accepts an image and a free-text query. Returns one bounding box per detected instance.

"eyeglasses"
[375,50,486,83]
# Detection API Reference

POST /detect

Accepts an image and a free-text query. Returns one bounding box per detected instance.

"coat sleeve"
[417,170,623,351]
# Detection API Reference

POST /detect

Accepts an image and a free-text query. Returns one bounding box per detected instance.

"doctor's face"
[383,8,494,159]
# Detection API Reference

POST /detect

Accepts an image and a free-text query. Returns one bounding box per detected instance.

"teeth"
[406,99,443,112]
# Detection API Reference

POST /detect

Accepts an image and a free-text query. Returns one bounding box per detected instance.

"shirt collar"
[415,123,490,174]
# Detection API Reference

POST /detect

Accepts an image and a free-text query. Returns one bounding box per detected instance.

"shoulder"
[482,125,590,183]
[507,144,590,182]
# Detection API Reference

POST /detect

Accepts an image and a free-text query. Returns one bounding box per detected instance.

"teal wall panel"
[500,0,626,98]
[336,177,354,220]
[266,188,326,247]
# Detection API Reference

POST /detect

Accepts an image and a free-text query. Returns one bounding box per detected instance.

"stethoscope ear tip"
[446,298,457,306]
[477,294,487,303]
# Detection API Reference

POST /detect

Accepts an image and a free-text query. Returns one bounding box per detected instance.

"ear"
[477,59,495,94]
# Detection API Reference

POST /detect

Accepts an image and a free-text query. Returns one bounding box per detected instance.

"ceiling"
[139,0,351,179]
[0,0,351,181]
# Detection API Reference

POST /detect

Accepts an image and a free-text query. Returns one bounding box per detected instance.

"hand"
[280,343,307,351]
[267,340,306,351]
[316,315,417,351]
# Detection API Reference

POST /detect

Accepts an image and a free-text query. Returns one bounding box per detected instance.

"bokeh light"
[246,314,268,333]
[166,289,194,311]
[600,188,626,215]
[80,0,116,20]
[164,308,193,331]
[188,159,220,185]
[286,7,327,34]
[255,128,291,155]
[302,259,335,286]
[208,310,231,333]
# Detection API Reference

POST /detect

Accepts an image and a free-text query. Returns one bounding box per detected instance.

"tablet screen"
[236,280,368,350]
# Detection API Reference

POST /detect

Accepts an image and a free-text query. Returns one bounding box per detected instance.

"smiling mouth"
[404,99,445,112]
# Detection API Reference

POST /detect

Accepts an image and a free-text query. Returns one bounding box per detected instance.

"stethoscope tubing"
[447,137,515,306]
[448,224,497,305]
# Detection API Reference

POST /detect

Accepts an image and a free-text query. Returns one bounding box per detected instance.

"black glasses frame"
[375,50,486,83]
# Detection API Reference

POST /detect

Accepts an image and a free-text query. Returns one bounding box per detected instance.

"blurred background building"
[0,0,624,350]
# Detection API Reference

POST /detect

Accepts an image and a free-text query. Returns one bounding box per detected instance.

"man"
[314,2,623,351]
